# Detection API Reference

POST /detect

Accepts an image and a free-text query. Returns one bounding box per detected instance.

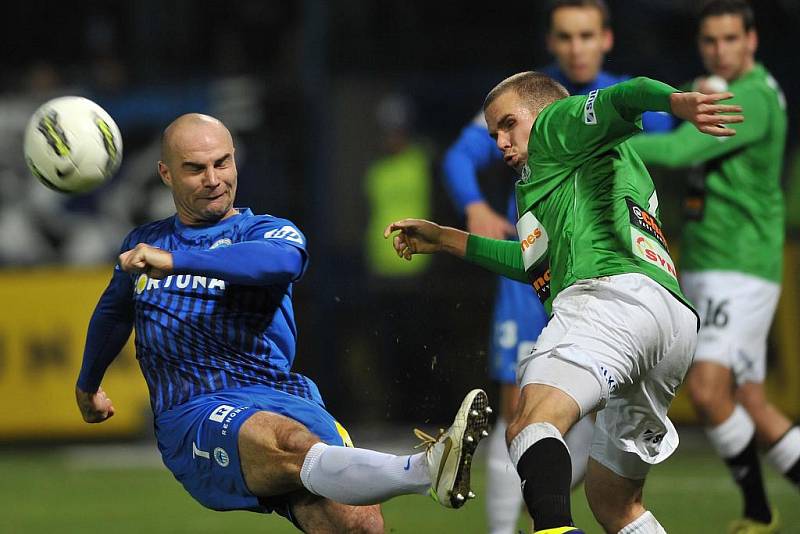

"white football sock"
[766,426,800,474]
[618,511,666,534]
[486,418,523,534]
[705,404,755,458]
[564,415,594,489]
[300,442,429,505]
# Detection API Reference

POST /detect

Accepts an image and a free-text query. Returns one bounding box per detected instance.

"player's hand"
[119,243,174,279]
[384,219,469,260]
[76,386,116,423]
[465,201,516,239]
[669,91,743,137]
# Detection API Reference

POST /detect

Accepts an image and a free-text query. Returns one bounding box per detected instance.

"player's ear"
[602,28,613,54]
[158,161,172,188]
[747,29,758,55]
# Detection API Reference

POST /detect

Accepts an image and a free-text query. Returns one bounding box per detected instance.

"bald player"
[75,114,491,532]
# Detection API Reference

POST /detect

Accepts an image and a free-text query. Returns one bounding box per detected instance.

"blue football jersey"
[78,208,323,415]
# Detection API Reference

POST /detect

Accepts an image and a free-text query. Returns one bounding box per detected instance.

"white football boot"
[414,389,491,508]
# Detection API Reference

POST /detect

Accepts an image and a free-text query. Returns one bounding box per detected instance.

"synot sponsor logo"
[631,227,677,279]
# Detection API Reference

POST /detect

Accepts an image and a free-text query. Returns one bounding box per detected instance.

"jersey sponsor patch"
[209,404,235,423]
[631,227,677,279]
[517,211,551,303]
[626,197,669,252]
[263,225,304,244]
[584,89,599,125]
[517,211,549,269]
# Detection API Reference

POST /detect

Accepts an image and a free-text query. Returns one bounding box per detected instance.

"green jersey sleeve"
[629,86,769,167]
[464,234,528,283]
[531,77,675,167]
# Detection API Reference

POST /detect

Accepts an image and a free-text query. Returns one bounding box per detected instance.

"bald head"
[157,113,239,226]
[160,113,232,167]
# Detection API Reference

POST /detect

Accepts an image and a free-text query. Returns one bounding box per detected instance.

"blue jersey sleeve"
[77,237,136,392]
[442,115,503,213]
[171,218,308,285]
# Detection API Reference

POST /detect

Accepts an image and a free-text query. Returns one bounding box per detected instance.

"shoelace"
[413,428,445,450]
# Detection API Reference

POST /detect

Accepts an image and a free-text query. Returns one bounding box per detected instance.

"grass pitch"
[1,431,798,533]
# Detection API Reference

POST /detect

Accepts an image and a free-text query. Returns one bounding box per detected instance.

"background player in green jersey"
[630,2,797,532]
[385,75,741,533]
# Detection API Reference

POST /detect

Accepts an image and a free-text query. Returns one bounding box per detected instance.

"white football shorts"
[681,270,780,384]
[517,273,697,479]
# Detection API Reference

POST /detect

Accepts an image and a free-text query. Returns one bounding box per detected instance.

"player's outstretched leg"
[297,390,490,508]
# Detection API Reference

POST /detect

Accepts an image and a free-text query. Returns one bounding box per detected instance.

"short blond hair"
[483,71,570,116]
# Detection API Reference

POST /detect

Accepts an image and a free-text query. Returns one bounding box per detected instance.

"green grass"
[1,439,798,533]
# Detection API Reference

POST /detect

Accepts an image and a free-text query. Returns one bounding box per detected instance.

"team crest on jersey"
[210,238,232,249]
[520,164,531,183]
[584,89,599,125]
[263,225,303,244]
[213,447,230,467]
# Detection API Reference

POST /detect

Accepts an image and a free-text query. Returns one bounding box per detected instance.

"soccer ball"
[23,96,123,194]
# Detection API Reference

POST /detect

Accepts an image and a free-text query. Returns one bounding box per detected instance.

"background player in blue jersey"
[441,1,673,531]
[75,113,491,532]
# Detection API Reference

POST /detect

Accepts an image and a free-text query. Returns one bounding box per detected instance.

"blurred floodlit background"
[0,2,799,531]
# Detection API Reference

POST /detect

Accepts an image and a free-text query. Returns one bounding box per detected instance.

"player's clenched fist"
[119,243,173,279]
[384,219,469,260]
[76,386,116,423]
[669,91,743,136]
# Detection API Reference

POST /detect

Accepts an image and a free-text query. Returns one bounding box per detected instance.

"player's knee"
[686,366,730,414]
[239,411,319,494]
[736,383,768,414]
[585,479,643,532]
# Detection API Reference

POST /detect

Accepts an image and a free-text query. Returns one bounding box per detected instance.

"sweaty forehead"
[170,124,232,161]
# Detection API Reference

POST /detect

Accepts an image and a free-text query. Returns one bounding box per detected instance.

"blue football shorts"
[490,276,549,384]
[154,384,352,519]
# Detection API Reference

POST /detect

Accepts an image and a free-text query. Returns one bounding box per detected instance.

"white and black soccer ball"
[23,96,123,194]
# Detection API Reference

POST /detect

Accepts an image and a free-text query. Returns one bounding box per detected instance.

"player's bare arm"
[669,91,743,136]
[119,243,174,279]
[75,386,115,423]
[383,219,469,260]
[464,201,516,239]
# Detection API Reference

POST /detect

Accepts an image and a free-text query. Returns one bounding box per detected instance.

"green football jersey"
[512,77,690,311]
[630,63,787,282]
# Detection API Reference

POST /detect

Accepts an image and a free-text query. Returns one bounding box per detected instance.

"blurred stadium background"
[1,1,799,532]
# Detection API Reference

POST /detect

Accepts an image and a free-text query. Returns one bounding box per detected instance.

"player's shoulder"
[243,211,306,246]
[746,65,786,111]
[242,211,300,230]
